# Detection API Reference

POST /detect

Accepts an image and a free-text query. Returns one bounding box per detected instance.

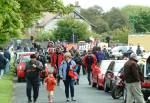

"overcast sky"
[63,0,150,11]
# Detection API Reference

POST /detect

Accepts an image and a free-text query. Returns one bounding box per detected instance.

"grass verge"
[0,74,13,103]
[0,60,14,103]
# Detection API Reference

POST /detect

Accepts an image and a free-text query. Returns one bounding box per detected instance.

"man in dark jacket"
[124,53,145,103]
[25,54,42,103]
[4,49,11,74]
[0,53,7,79]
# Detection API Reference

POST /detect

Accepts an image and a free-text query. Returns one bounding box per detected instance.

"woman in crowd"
[59,52,77,102]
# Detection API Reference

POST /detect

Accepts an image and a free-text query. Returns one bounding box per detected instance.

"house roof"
[37,11,96,28]
[37,12,60,27]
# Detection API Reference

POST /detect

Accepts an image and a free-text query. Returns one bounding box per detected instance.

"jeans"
[5,60,10,74]
[126,82,145,103]
[63,78,75,98]
[0,69,4,78]
[87,70,91,84]
[87,65,92,84]
[26,79,40,101]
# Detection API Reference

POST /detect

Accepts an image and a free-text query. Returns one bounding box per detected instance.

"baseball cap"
[130,53,138,61]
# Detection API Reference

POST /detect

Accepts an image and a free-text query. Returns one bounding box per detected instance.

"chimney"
[75,1,81,14]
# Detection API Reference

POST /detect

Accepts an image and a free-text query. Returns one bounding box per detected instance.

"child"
[42,56,54,84]
[44,72,56,103]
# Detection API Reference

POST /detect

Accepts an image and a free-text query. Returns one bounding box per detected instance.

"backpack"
[86,54,93,65]
[73,57,82,65]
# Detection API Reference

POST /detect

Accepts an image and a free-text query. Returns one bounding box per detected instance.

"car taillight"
[142,80,150,87]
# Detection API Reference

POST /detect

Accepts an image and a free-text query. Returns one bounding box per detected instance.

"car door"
[105,61,115,88]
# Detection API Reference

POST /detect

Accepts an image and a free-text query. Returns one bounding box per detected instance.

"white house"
[36,2,95,32]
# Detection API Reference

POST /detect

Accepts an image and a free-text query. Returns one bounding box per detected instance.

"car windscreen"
[114,62,126,72]
[20,57,30,63]
[100,61,112,73]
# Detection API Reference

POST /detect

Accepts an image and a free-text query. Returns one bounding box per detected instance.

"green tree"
[0,0,72,44]
[81,5,109,34]
[53,18,90,42]
[109,27,129,43]
[122,5,150,33]
[103,8,129,30]
[0,0,23,44]
[17,0,74,28]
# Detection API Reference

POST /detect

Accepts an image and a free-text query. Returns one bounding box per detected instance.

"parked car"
[96,60,112,89]
[104,60,127,92]
[17,56,30,82]
[14,52,35,75]
[16,52,49,82]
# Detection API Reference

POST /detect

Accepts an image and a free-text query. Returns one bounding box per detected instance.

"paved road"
[13,75,123,103]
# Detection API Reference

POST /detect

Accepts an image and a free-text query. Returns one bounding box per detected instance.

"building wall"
[128,34,150,51]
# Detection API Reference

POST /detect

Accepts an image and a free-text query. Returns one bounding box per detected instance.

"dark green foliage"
[122,5,150,33]
[53,18,90,42]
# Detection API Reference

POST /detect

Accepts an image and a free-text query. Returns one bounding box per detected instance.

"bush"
[35,31,56,41]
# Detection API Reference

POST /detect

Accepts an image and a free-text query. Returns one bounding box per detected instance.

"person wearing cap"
[59,52,77,102]
[24,54,43,103]
[123,53,145,103]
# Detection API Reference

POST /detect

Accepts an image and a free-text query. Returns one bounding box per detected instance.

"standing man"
[124,53,145,103]
[83,50,97,85]
[136,45,142,56]
[0,53,7,79]
[51,47,64,85]
[4,48,11,74]
[25,54,43,103]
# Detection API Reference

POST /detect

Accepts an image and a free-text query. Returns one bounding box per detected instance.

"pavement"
[13,75,123,103]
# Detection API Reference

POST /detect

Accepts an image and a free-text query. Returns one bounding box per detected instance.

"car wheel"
[111,86,123,99]
[104,80,110,92]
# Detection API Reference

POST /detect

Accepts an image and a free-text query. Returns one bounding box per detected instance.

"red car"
[17,56,30,82]
[91,60,112,88]
[97,60,112,89]
[17,54,49,82]
[91,65,101,87]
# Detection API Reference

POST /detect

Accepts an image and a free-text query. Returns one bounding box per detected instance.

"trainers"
[28,100,32,103]
[33,99,37,103]
[66,98,70,102]
[71,97,76,101]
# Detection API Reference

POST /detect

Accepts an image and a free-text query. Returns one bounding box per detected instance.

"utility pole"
[73,33,75,44]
